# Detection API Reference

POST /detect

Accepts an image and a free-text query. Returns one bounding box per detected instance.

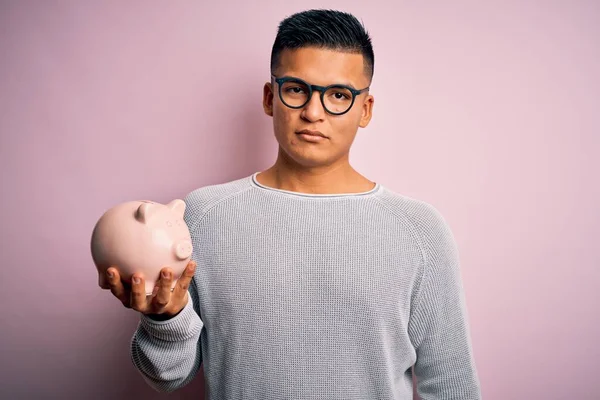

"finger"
[98,269,111,290]
[130,274,148,313]
[172,261,196,303]
[152,268,173,311]
[106,267,130,307]
[98,276,111,290]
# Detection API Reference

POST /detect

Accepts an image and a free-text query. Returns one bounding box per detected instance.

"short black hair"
[270,9,374,82]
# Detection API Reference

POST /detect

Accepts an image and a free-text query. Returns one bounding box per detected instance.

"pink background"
[1,1,598,399]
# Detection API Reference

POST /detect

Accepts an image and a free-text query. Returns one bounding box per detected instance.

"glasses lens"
[280,80,310,108]
[323,86,354,114]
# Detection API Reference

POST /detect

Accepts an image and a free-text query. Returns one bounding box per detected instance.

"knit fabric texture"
[130,173,481,399]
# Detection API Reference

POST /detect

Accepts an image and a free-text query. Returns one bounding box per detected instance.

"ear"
[135,202,155,224]
[166,199,186,217]
[359,94,374,128]
[263,82,274,117]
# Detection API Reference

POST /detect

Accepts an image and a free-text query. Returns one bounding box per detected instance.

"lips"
[296,130,327,138]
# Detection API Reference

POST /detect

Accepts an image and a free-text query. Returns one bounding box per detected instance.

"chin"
[275,132,343,167]
[284,147,340,168]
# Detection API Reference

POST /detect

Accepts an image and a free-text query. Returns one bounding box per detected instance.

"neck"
[256,148,376,195]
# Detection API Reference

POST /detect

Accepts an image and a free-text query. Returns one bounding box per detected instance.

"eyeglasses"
[271,75,369,116]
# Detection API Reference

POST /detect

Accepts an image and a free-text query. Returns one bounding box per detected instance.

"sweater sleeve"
[129,280,204,393]
[408,206,482,399]
[129,196,205,393]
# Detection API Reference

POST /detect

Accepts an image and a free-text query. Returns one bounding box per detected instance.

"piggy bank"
[91,199,193,295]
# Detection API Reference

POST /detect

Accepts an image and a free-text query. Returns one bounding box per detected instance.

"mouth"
[295,130,328,142]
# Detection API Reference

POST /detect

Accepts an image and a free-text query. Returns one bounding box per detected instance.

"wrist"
[146,306,184,321]
[144,292,189,321]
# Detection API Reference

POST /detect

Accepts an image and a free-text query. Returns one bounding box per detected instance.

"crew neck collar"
[250,172,381,198]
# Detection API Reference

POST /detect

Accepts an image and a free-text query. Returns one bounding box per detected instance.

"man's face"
[263,47,374,168]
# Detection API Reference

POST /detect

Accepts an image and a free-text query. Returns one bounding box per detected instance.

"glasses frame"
[271,74,370,116]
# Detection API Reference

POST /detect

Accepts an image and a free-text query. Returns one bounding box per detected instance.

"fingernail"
[133,276,140,284]
[107,270,114,278]
[162,271,170,279]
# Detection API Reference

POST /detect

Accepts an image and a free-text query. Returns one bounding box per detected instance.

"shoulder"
[374,186,458,261]
[182,174,254,230]
[375,187,451,235]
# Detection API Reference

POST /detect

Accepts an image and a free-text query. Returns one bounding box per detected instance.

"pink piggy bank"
[91,199,193,295]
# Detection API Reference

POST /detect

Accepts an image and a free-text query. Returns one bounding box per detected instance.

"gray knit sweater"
[130,173,481,399]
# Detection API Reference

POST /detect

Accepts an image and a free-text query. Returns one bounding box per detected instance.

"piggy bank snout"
[174,240,193,260]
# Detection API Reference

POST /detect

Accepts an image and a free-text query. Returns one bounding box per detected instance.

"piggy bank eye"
[175,219,181,226]
[166,220,172,227]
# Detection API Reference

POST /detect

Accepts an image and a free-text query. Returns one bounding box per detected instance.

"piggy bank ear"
[135,202,155,224]
[167,199,186,217]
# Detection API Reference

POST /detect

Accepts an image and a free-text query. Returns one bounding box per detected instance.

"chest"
[192,208,423,328]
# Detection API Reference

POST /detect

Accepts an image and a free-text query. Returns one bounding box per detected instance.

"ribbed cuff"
[139,295,203,341]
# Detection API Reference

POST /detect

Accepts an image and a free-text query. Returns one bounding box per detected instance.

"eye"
[331,91,351,100]
[286,86,305,94]
[166,221,172,227]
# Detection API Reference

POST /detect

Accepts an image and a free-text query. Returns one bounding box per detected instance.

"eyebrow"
[282,75,359,90]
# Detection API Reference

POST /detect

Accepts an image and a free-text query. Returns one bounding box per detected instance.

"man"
[104,9,481,399]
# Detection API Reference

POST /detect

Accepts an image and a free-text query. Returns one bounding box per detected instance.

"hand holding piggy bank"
[91,199,194,296]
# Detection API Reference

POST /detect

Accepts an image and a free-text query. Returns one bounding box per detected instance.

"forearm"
[413,325,481,399]
[130,294,204,393]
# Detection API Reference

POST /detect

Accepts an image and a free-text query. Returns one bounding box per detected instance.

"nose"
[174,240,193,260]
[301,90,326,121]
